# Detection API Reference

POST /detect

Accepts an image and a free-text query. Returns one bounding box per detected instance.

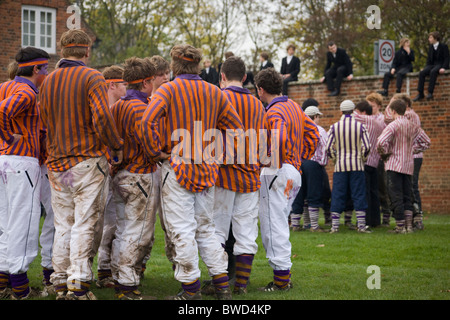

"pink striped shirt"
[385,107,424,159]
[310,125,328,166]
[377,116,430,175]
[353,112,385,168]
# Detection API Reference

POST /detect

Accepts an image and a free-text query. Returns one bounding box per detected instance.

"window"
[22,5,56,54]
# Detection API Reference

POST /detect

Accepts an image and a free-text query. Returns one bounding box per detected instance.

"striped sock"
[396,219,405,228]
[356,210,366,229]
[309,207,320,229]
[290,213,301,227]
[98,269,112,281]
[68,279,90,296]
[118,284,138,294]
[212,273,229,291]
[331,212,340,230]
[235,254,254,288]
[382,212,391,224]
[54,282,68,293]
[303,206,311,227]
[182,279,201,296]
[273,269,291,289]
[0,272,9,290]
[405,210,413,229]
[344,210,353,224]
[10,273,30,298]
[42,268,53,286]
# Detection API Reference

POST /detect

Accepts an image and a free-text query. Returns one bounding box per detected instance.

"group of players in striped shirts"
[0,28,430,300]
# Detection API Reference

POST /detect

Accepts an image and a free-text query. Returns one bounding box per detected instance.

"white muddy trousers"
[110,169,160,287]
[0,155,41,275]
[159,161,228,283]
[96,175,117,272]
[259,164,301,271]
[213,186,259,256]
[48,156,109,291]
[39,164,55,270]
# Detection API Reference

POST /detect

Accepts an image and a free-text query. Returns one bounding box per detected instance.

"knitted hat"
[340,100,355,112]
[304,106,323,117]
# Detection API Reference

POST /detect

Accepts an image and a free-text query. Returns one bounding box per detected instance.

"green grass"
[27,213,450,300]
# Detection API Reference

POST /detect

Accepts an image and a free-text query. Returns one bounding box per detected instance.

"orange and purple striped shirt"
[217,86,267,193]
[265,96,319,173]
[39,59,123,172]
[0,76,40,159]
[139,74,244,193]
[110,89,157,175]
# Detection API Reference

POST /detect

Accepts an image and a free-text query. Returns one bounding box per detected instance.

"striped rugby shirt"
[326,114,371,172]
[139,74,244,193]
[353,112,385,168]
[110,89,158,175]
[310,125,328,166]
[0,76,40,158]
[216,86,267,193]
[265,96,319,172]
[377,115,430,175]
[39,59,123,172]
[385,106,424,159]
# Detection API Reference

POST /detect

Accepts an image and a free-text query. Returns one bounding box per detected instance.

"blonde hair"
[60,29,92,59]
[399,38,410,48]
[102,65,124,80]
[7,61,18,80]
[366,92,383,107]
[170,44,202,77]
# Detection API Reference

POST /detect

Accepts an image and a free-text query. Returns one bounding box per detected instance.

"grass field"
[26,212,449,301]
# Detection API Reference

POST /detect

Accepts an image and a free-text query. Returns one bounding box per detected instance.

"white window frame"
[22,5,57,54]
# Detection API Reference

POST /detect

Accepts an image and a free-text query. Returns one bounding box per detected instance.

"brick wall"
[278,71,450,214]
[0,0,95,82]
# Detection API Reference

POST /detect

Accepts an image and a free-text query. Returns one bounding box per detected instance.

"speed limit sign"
[377,40,395,74]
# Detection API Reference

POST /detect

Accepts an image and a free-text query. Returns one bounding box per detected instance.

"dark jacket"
[280,56,300,81]
[260,61,274,71]
[200,67,219,86]
[324,48,353,76]
[392,48,415,72]
[426,43,450,69]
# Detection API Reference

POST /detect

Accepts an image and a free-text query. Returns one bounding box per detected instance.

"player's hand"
[320,77,325,83]
[439,68,445,74]
[391,68,396,75]
[156,151,170,166]
[111,149,123,165]
[347,74,353,81]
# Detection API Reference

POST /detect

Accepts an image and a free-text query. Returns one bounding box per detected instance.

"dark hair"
[393,93,412,108]
[355,100,373,115]
[123,57,156,90]
[302,98,319,111]
[15,47,50,77]
[260,52,269,60]
[147,55,170,75]
[429,31,441,42]
[224,51,234,59]
[254,68,283,95]
[287,44,296,51]
[327,41,336,47]
[390,99,407,115]
[221,56,246,82]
